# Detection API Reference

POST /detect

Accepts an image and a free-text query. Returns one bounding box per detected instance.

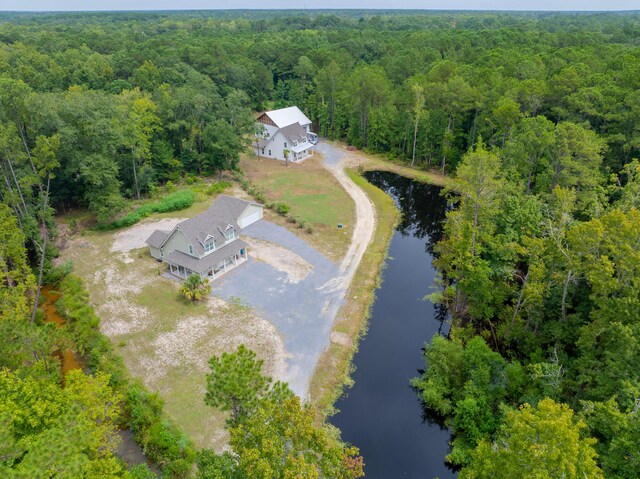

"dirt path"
[317,143,376,293]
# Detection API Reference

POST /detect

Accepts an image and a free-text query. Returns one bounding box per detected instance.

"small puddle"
[41,286,83,375]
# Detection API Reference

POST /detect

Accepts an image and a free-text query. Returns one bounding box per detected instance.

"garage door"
[240,210,262,228]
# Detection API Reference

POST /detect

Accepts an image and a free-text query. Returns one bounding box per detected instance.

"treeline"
[413,137,640,477]
[1,11,639,226]
[0,203,194,477]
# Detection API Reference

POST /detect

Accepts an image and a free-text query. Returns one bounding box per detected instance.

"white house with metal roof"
[145,195,263,280]
[254,106,316,162]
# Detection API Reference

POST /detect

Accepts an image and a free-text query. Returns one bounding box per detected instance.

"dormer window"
[204,239,215,253]
[188,245,194,256]
[225,227,235,242]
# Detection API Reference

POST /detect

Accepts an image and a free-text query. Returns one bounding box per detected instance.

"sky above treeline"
[0,1,638,12]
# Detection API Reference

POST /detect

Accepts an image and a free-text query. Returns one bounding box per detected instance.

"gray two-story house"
[145,195,263,280]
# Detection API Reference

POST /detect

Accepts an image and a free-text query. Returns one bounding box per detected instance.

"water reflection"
[330,171,456,479]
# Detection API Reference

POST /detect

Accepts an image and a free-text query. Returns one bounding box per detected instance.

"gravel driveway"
[214,141,376,399]
[213,220,343,397]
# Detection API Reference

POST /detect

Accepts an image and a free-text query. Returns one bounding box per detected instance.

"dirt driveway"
[317,142,376,293]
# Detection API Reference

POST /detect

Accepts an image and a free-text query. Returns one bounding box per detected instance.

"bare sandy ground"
[110,218,186,258]
[244,237,313,284]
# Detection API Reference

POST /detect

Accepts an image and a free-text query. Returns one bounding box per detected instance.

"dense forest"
[1,9,640,478]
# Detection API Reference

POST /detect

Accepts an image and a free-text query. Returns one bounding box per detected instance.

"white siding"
[260,130,288,161]
[238,204,263,228]
[254,126,313,162]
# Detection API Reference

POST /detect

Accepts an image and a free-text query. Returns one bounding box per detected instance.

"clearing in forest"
[59,202,287,451]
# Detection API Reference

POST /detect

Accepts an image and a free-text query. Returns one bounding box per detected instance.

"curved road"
[316,142,376,295]
[214,142,377,398]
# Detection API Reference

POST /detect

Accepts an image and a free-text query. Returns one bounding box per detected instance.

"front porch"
[292,145,314,162]
[167,248,248,281]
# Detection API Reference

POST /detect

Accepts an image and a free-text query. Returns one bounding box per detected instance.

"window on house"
[268,149,271,156]
[204,240,215,253]
[284,142,287,148]
[293,141,297,147]
[261,148,265,154]
[188,245,194,256]
[225,228,235,242]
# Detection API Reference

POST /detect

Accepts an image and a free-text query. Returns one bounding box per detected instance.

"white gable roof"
[265,106,311,129]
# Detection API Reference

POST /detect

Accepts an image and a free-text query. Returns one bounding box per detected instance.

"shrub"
[179,274,211,302]
[275,202,290,216]
[106,190,195,229]
[206,181,231,196]
[127,383,196,476]
[253,191,267,204]
[306,226,314,234]
[44,260,74,284]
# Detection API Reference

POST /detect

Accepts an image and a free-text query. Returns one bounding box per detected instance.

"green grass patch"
[135,282,210,328]
[259,172,349,227]
[240,155,355,260]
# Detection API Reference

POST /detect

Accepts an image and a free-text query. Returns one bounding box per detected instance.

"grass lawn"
[240,153,355,261]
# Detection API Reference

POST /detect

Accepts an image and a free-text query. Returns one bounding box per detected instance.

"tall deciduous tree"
[410,83,426,167]
[229,396,364,479]
[459,398,603,479]
[0,369,126,478]
[452,139,503,256]
[121,89,160,200]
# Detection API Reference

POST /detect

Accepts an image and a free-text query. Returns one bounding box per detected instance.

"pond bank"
[309,167,399,414]
[328,171,456,478]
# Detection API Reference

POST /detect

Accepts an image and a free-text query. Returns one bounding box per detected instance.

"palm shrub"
[179,273,211,301]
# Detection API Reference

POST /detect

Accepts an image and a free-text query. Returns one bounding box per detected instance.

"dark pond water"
[330,170,456,479]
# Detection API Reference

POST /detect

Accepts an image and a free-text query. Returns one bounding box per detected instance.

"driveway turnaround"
[215,141,376,398]
[214,219,343,397]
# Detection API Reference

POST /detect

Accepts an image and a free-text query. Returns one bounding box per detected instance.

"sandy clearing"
[244,237,313,284]
[110,218,187,254]
[140,296,288,389]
